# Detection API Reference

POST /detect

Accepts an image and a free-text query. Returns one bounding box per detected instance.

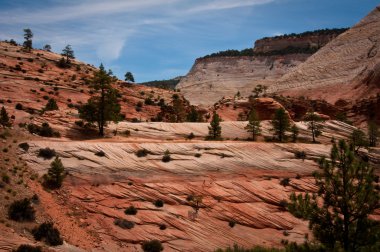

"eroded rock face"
[270,6,380,103]
[177,54,309,106]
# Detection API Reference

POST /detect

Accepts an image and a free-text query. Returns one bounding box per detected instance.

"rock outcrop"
[177,30,346,106]
[270,5,380,104]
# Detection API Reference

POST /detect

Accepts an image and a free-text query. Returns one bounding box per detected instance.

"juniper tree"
[271,108,290,142]
[124,71,135,82]
[245,108,261,141]
[79,64,121,136]
[44,98,58,111]
[207,112,222,140]
[304,111,324,143]
[43,157,65,189]
[288,140,380,251]
[0,106,11,127]
[61,45,75,64]
[43,44,51,52]
[23,28,33,52]
[350,129,368,152]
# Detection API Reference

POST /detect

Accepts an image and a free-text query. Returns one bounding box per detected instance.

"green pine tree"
[44,157,65,189]
[271,108,290,142]
[291,124,299,142]
[23,28,33,52]
[207,112,222,140]
[304,111,324,143]
[245,108,261,141]
[124,72,135,82]
[79,64,121,136]
[350,129,368,152]
[288,140,380,251]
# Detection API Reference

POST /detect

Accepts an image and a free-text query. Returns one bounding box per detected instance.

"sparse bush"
[2,174,10,183]
[8,198,35,221]
[38,147,56,159]
[187,132,195,140]
[194,153,202,158]
[144,97,154,105]
[124,130,131,136]
[136,148,149,157]
[162,150,171,162]
[280,178,290,187]
[294,151,306,160]
[44,98,58,111]
[141,240,163,252]
[15,103,23,110]
[186,194,194,201]
[43,157,65,189]
[154,199,164,208]
[13,244,42,252]
[95,150,105,157]
[125,206,138,215]
[32,222,63,246]
[228,220,236,228]
[114,218,134,229]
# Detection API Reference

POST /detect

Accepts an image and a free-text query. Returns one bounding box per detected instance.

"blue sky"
[0,0,378,82]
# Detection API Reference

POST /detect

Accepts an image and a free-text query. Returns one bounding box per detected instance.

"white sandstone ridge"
[270,5,380,103]
[177,30,346,106]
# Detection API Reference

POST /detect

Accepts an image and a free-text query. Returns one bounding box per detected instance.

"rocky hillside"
[0,41,183,136]
[177,29,345,106]
[270,5,380,104]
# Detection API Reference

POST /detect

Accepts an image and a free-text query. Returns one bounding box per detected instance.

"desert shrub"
[229,220,236,228]
[124,130,131,136]
[3,147,8,153]
[280,178,290,187]
[141,240,163,252]
[42,95,49,100]
[114,218,134,229]
[144,97,154,105]
[39,123,54,137]
[2,174,10,183]
[13,244,42,252]
[159,224,167,230]
[15,103,23,110]
[136,101,143,108]
[38,69,44,73]
[279,200,288,210]
[295,174,301,179]
[67,103,74,108]
[32,222,63,246]
[187,132,195,140]
[154,199,164,208]
[8,198,35,221]
[95,150,105,157]
[294,151,306,160]
[27,58,33,62]
[38,147,56,159]
[125,206,138,215]
[194,153,202,158]
[136,148,149,157]
[44,98,58,111]
[162,150,171,163]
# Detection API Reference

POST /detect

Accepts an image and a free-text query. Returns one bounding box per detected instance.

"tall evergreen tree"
[124,72,135,82]
[172,97,186,123]
[291,124,299,142]
[288,140,380,251]
[23,28,33,52]
[61,45,75,64]
[207,112,222,140]
[245,108,261,141]
[304,111,324,143]
[79,64,121,136]
[368,121,379,147]
[0,106,11,127]
[43,157,65,189]
[271,108,290,142]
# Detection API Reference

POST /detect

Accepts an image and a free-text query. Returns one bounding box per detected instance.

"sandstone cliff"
[177,30,345,106]
[270,5,380,104]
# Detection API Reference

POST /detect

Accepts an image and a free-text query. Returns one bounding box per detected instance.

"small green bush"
[38,147,56,159]
[8,198,35,222]
[13,244,42,252]
[162,150,171,162]
[154,199,164,208]
[141,240,163,252]
[125,206,138,215]
[32,222,63,246]
[114,218,134,229]
[136,148,149,157]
